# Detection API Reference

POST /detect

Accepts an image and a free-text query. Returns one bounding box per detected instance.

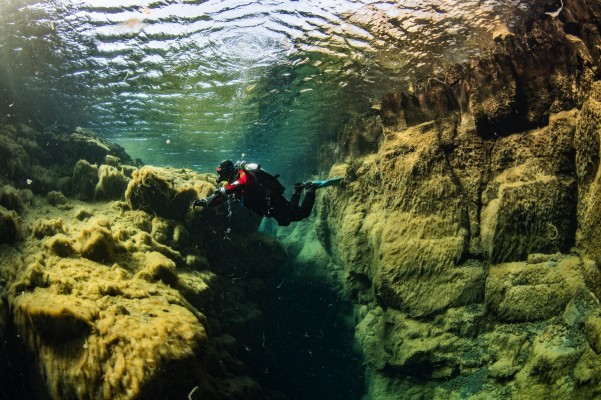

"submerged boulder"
[0,185,25,213]
[75,218,115,263]
[137,251,178,285]
[125,166,215,220]
[95,165,129,200]
[0,206,20,244]
[32,218,66,240]
[46,190,68,206]
[0,124,134,196]
[9,258,211,400]
[485,254,588,322]
[72,160,99,201]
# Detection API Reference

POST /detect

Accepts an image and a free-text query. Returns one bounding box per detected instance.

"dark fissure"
[261,265,365,399]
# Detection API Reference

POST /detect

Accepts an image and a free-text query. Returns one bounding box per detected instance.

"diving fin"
[310,177,344,189]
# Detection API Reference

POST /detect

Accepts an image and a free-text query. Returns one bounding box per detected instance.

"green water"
[0,0,533,181]
[0,1,538,399]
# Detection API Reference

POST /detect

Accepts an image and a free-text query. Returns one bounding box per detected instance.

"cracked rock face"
[316,1,601,398]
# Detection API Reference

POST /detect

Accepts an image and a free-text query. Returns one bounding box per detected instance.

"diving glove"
[193,198,208,208]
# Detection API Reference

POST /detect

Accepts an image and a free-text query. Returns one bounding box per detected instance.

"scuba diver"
[193,159,342,226]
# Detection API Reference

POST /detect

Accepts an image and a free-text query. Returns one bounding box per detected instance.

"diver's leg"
[290,183,304,207]
[269,195,294,226]
[298,184,316,219]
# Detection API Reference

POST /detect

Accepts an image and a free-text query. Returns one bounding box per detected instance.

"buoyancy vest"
[238,162,285,198]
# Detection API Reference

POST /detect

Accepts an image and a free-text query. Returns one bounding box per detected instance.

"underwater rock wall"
[0,125,287,399]
[317,1,601,398]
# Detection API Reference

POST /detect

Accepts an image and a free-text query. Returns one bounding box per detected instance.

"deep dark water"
[0,301,36,400]
[262,266,365,399]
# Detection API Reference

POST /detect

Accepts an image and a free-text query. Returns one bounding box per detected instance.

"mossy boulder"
[72,160,99,201]
[95,165,129,200]
[0,185,25,213]
[9,257,210,400]
[125,166,215,220]
[0,124,134,196]
[32,218,66,240]
[43,234,76,258]
[46,190,68,206]
[0,206,20,244]
[75,218,115,263]
[137,251,178,285]
[485,254,588,322]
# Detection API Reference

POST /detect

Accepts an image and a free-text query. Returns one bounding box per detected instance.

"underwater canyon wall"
[315,0,601,398]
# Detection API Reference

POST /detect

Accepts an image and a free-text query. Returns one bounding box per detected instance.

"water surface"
[0,0,536,180]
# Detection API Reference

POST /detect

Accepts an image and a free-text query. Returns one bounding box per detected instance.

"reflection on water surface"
[0,0,536,175]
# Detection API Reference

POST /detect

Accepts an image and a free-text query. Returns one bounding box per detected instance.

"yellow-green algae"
[0,156,286,399]
[307,82,601,399]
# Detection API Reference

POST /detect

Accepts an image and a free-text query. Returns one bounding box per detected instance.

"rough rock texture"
[375,0,601,138]
[312,2,601,398]
[0,157,287,399]
[125,166,215,220]
[0,124,134,195]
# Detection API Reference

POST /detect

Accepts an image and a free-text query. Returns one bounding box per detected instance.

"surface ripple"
[0,0,538,175]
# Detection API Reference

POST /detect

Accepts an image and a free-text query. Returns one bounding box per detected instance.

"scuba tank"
[235,161,285,196]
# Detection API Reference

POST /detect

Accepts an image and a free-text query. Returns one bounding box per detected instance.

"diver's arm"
[224,170,248,192]
[193,188,226,208]
[194,170,249,209]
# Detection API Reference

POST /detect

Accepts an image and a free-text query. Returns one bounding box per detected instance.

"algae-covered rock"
[149,216,191,249]
[478,111,579,264]
[95,164,129,200]
[485,255,587,322]
[314,7,601,395]
[481,166,576,263]
[575,81,601,265]
[137,251,178,285]
[76,218,115,263]
[74,207,93,221]
[0,184,25,213]
[9,257,211,400]
[46,190,68,206]
[0,128,280,399]
[14,291,97,344]
[72,160,99,201]
[318,101,601,398]
[514,324,587,396]
[43,234,76,257]
[0,206,21,244]
[32,218,65,239]
[1,194,277,400]
[0,124,133,196]
[0,125,35,184]
[125,166,215,220]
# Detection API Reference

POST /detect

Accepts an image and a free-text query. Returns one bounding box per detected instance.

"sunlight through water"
[0,0,534,178]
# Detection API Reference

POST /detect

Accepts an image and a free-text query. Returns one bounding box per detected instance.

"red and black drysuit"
[199,167,316,226]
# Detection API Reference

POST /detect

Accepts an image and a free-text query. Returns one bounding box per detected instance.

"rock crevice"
[314,1,601,398]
